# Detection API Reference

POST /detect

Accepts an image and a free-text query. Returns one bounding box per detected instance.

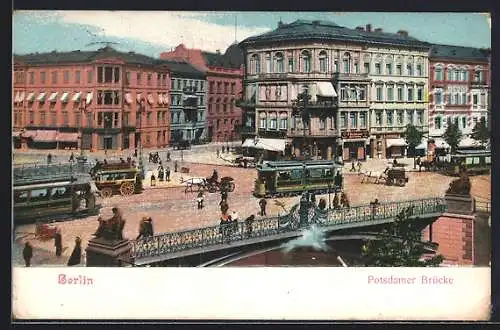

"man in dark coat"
[166,151,171,162]
[259,198,267,216]
[174,161,178,173]
[47,153,52,164]
[165,166,171,181]
[69,152,74,163]
[23,241,33,267]
[67,237,82,266]
[54,228,62,257]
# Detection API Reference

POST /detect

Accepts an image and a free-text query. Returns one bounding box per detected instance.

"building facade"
[160,44,245,142]
[427,44,490,144]
[238,20,431,160]
[13,46,171,151]
[161,60,207,142]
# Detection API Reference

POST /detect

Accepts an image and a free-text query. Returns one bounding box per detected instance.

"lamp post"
[138,99,146,179]
[76,96,88,171]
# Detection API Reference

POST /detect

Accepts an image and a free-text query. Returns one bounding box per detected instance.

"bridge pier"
[85,238,132,267]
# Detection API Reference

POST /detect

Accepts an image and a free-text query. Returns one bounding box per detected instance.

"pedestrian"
[333,193,340,210]
[318,198,327,210]
[350,161,356,172]
[220,199,229,214]
[211,169,219,183]
[54,228,62,257]
[174,161,178,173]
[67,237,82,266]
[144,217,154,237]
[134,148,138,157]
[150,173,156,187]
[357,160,362,173]
[244,215,255,238]
[216,148,220,158]
[197,190,204,209]
[69,152,74,163]
[158,166,164,182]
[181,150,184,162]
[104,149,108,156]
[222,145,225,153]
[47,153,52,164]
[165,166,171,181]
[166,151,171,162]
[136,218,148,240]
[23,241,33,267]
[259,198,267,216]
[221,190,228,203]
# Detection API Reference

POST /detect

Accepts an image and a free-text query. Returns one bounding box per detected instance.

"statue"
[446,166,471,196]
[93,207,126,241]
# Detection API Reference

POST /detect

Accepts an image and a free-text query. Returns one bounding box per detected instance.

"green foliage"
[361,207,444,267]
[403,124,424,157]
[443,117,462,153]
[471,117,489,146]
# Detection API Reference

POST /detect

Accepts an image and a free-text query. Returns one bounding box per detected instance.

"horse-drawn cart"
[206,176,236,193]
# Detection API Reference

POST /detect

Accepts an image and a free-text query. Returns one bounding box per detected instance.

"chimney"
[355,26,365,31]
[374,28,383,33]
[366,24,372,32]
[397,30,409,37]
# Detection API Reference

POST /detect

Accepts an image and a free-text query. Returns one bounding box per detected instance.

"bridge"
[128,197,447,267]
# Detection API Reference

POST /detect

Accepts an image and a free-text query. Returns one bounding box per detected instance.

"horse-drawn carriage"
[360,167,409,187]
[180,176,236,194]
[233,156,257,168]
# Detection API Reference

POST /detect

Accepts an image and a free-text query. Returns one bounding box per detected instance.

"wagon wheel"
[101,187,113,198]
[208,184,217,193]
[229,182,236,192]
[386,178,393,186]
[397,178,406,186]
[120,182,135,196]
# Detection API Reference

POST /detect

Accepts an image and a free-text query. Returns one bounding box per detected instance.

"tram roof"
[257,160,342,171]
[13,180,74,191]
[454,150,491,156]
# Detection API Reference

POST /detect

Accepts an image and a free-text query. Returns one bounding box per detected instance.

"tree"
[403,124,424,157]
[361,208,444,267]
[443,117,462,153]
[471,117,489,147]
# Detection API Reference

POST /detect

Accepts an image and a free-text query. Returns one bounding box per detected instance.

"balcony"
[288,128,339,137]
[334,72,370,81]
[291,99,338,111]
[235,99,256,108]
[470,80,488,87]
[257,128,287,139]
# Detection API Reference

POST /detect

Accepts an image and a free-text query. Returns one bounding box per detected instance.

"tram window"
[14,191,29,203]
[473,157,480,165]
[30,188,49,202]
[50,187,71,200]
[125,172,136,179]
[325,169,333,177]
[465,157,473,165]
[290,169,302,180]
[277,171,291,181]
[309,169,323,178]
[485,157,491,164]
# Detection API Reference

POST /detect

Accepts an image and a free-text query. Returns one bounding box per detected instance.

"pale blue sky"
[13,11,491,57]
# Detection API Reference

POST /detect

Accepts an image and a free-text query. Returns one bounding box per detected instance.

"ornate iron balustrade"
[131,197,446,260]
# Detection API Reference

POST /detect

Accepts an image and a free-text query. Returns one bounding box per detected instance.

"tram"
[13,169,99,224]
[443,150,491,176]
[253,160,343,198]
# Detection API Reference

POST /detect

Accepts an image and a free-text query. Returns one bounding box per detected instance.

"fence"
[131,197,446,260]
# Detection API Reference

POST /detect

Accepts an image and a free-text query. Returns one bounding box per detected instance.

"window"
[51,71,57,84]
[480,92,486,106]
[375,63,381,74]
[41,71,46,84]
[396,64,402,75]
[104,67,113,83]
[301,51,311,72]
[40,112,46,125]
[319,118,326,130]
[97,67,103,83]
[343,57,350,73]
[275,53,284,73]
[462,116,467,129]
[30,188,49,202]
[288,53,294,72]
[417,86,423,101]
[407,64,413,76]
[454,70,459,81]
[231,83,235,94]
[350,113,357,128]
[29,111,34,124]
[265,53,272,73]
[63,70,69,83]
[407,111,414,125]
[334,60,339,72]
[447,68,452,81]
[387,111,393,126]
[434,117,442,129]
[147,112,152,125]
[435,67,443,80]
[250,54,260,74]
[435,89,443,104]
[340,86,348,101]
[416,64,423,76]
[354,61,359,73]
[84,70,92,84]
[147,74,152,86]
[359,113,366,128]
[407,87,413,101]
[114,67,121,83]
[200,81,204,91]
[75,71,81,84]
[364,62,370,73]
[269,116,277,129]
[462,93,467,105]
[385,63,392,75]
[259,117,267,129]
[63,111,68,125]
[86,112,92,127]
[375,111,382,125]
[397,111,404,125]
[387,85,394,101]
[358,87,366,101]
[51,113,56,125]
[473,94,478,105]
[177,79,181,90]
[280,117,287,129]
[340,113,347,128]
[376,85,383,101]
[136,72,142,85]
[417,111,423,125]
[319,51,328,72]
[29,72,34,84]
[224,83,229,94]
[397,85,403,101]
[462,70,468,81]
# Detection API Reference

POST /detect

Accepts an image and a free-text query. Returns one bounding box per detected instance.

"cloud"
[23,11,270,53]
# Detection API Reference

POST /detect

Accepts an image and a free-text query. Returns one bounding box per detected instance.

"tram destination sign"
[341,130,369,139]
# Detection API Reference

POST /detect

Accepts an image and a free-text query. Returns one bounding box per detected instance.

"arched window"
[250,54,260,74]
[208,97,213,113]
[343,52,351,73]
[275,53,284,73]
[434,65,443,81]
[265,53,272,73]
[216,98,221,113]
[301,50,311,73]
[223,97,228,113]
[319,50,328,73]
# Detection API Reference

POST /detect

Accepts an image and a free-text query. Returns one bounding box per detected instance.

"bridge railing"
[131,197,446,260]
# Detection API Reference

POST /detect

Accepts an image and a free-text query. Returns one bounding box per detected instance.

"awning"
[459,137,481,148]
[432,138,450,149]
[137,93,143,103]
[21,130,38,138]
[49,92,58,102]
[56,132,79,142]
[316,82,337,97]
[26,92,35,102]
[13,92,20,103]
[19,91,25,102]
[147,94,155,105]
[12,131,22,138]
[37,93,46,102]
[60,92,69,103]
[32,130,57,142]
[86,92,93,105]
[415,138,428,150]
[158,94,163,105]
[242,137,286,152]
[163,93,168,105]
[386,138,407,148]
[125,93,132,104]
[72,92,81,102]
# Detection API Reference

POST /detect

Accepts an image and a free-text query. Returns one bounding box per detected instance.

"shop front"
[341,130,369,161]
[385,136,407,158]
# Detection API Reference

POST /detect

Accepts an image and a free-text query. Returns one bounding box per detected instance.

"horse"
[180,176,207,193]
[360,167,389,184]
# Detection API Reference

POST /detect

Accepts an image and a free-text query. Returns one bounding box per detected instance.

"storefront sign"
[384,134,401,139]
[341,130,369,139]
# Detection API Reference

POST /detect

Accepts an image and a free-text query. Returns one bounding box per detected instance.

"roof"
[202,43,244,69]
[157,59,206,78]
[14,46,162,67]
[240,20,430,49]
[427,43,490,62]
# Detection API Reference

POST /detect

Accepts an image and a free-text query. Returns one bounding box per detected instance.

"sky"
[12,11,491,58]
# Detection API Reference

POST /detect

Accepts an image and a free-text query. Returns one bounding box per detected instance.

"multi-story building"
[160,43,245,142]
[238,20,431,160]
[12,46,171,151]
[160,59,207,142]
[427,44,490,145]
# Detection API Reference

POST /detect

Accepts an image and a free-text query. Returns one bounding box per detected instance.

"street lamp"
[138,99,146,179]
[76,96,88,171]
